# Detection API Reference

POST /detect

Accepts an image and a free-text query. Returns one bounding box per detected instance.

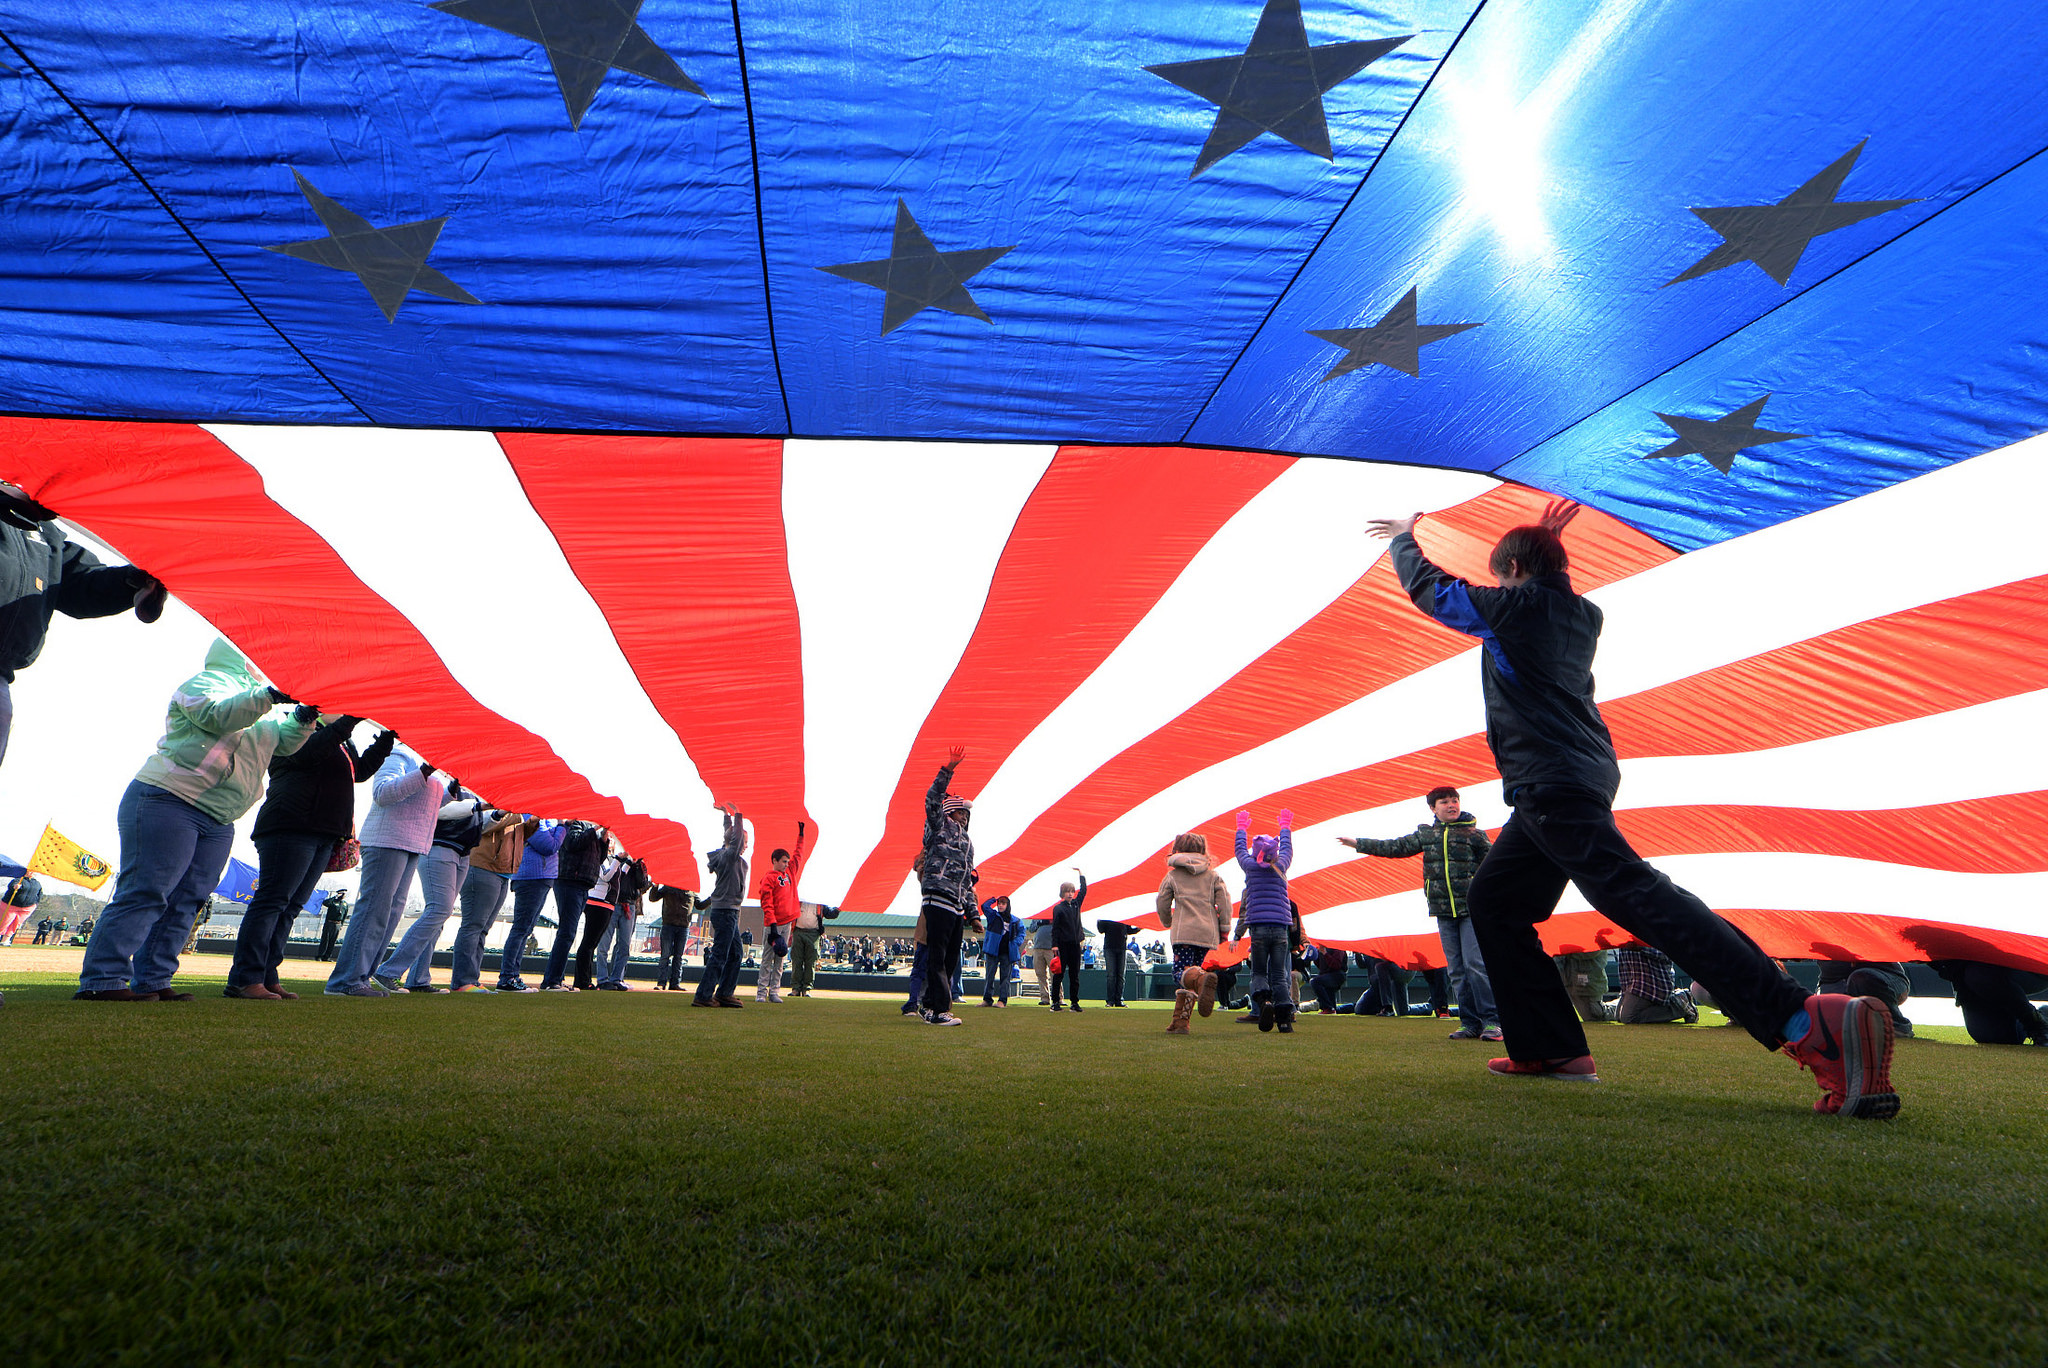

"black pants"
[657,923,688,988]
[921,907,963,1016]
[1468,786,1809,1060]
[1102,935,1129,1004]
[1940,962,2048,1044]
[574,903,613,989]
[233,832,335,989]
[1054,937,1082,1007]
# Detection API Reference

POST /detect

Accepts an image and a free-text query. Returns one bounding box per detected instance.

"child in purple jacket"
[1235,808,1296,1033]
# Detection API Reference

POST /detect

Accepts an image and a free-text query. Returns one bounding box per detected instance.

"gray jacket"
[704,811,749,910]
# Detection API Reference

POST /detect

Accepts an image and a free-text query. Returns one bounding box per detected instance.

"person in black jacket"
[1370,503,1898,1117]
[316,890,350,960]
[0,481,165,773]
[226,716,394,999]
[543,820,611,990]
[1048,870,1087,1012]
[1096,917,1137,1006]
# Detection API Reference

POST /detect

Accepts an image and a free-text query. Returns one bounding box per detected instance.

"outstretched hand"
[945,744,968,769]
[1235,809,1251,829]
[1278,808,1293,828]
[1539,498,1581,534]
[1365,512,1423,540]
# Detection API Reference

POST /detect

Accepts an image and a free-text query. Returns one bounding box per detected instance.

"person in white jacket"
[325,749,448,997]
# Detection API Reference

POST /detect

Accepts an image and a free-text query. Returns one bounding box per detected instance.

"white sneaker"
[768,992,784,1003]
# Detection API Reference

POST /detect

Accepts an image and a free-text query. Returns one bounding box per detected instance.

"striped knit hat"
[941,794,972,817]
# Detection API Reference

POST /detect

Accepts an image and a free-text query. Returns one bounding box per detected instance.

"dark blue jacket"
[512,821,567,881]
[1391,532,1620,803]
[1235,825,1293,925]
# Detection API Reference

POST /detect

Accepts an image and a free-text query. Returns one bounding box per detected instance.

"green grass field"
[2,966,2043,1366]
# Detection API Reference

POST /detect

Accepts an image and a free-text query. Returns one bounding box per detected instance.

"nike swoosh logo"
[1813,1013,1842,1062]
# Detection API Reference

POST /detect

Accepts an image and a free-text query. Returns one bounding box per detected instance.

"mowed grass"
[1,968,2043,1367]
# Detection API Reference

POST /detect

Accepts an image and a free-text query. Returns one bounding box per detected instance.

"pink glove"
[1235,810,1250,830]
[1278,808,1293,828]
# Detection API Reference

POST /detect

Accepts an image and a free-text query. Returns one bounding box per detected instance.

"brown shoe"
[223,984,283,1000]
[1197,970,1218,1018]
[1167,988,1197,1035]
[148,988,194,1001]
[73,988,147,1002]
[271,988,300,1000]
[715,996,745,1008]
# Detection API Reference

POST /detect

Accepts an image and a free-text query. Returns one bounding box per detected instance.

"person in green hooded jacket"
[77,638,316,1001]
[1338,786,1499,1042]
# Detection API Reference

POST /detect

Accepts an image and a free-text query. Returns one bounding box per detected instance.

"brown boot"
[1197,970,1218,1018]
[1167,988,1197,1034]
[715,995,745,1008]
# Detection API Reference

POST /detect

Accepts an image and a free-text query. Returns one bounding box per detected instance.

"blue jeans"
[1438,916,1497,1030]
[542,877,593,986]
[597,909,637,986]
[657,922,689,988]
[451,866,509,988]
[327,845,420,991]
[694,906,742,1003]
[1247,923,1294,1008]
[982,953,1013,1002]
[905,943,929,1010]
[232,831,335,988]
[378,845,468,987]
[80,780,235,993]
[498,878,552,986]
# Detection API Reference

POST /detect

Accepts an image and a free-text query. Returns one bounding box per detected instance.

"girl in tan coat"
[1157,834,1233,1032]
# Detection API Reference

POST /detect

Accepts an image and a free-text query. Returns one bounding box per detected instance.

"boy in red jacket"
[755,821,807,1004]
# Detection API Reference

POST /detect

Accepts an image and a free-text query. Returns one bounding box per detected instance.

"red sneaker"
[1487,1055,1599,1082]
[1783,994,1899,1119]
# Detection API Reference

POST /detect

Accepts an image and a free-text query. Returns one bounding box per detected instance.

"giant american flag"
[1,0,2045,970]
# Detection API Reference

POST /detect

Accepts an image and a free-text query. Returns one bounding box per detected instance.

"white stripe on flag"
[784,440,1057,904]
[212,424,718,841]
[1307,853,2048,942]
[969,460,1491,858]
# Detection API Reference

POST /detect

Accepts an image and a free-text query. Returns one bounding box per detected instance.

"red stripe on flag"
[974,486,1673,892]
[500,433,808,851]
[1074,574,2048,916]
[0,418,703,882]
[838,445,1294,909]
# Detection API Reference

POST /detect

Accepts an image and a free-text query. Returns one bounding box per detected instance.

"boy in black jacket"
[1047,870,1087,1012]
[1368,502,1897,1117]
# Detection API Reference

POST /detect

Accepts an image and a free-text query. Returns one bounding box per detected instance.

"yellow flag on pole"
[27,823,113,891]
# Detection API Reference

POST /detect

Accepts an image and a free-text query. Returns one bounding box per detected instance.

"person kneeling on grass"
[1235,809,1297,1034]
[1608,946,1698,1024]
[1929,960,2048,1046]
[1367,503,1898,1116]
